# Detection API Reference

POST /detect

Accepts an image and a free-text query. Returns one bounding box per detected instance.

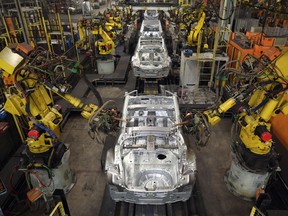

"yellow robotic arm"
[92,24,115,55]
[203,51,288,155]
[0,44,122,199]
[203,85,276,155]
[77,18,116,54]
[44,84,99,120]
[186,42,287,201]
[0,45,109,158]
[105,16,122,31]
[187,11,206,47]
[2,62,63,154]
[204,98,236,126]
[238,113,273,155]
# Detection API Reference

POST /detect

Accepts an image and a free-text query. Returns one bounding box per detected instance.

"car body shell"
[132,20,171,78]
[105,91,197,204]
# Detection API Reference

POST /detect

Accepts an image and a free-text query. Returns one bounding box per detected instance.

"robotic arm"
[77,18,115,54]
[204,97,236,126]
[0,43,122,206]
[91,19,115,55]
[179,29,287,201]
[187,11,206,47]
[186,50,288,156]
[0,44,118,167]
[203,83,285,155]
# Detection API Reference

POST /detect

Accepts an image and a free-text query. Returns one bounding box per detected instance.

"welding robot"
[78,17,115,55]
[0,43,117,201]
[186,4,208,48]
[183,49,288,200]
[104,11,122,32]
[78,17,116,74]
[91,18,115,56]
[167,1,211,51]
[201,50,288,200]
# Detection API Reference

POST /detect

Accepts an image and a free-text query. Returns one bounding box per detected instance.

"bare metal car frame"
[105,91,197,204]
[132,20,171,78]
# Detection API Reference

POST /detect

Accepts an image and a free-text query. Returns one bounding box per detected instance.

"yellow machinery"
[77,19,88,50]
[0,43,75,198]
[49,202,66,216]
[0,43,119,202]
[105,15,122,32]
[104,5,133,43]
[204,97,236,126]
[78,18,115,55]
[201,50,288,200]
[186,9,206,47]
[169,9,186,31]
[92,22,115,55]
[178,0,193,7]
[77,17,116,74]
[0,44,99,157]
[168,1,210,49]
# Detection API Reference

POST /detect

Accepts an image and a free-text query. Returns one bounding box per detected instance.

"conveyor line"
[135,75,179,95]
[99,182,206,216]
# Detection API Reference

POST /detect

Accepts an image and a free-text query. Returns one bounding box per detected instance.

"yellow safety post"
[49,202,66,216]
[0,36,9,47]
[1,16,12,43]
[38,9,53,53]
[56,12,66,53]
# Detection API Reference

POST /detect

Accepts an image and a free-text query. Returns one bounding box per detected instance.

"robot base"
[224,152,271,201]
[96,59,114,74]
[30,148,76,197]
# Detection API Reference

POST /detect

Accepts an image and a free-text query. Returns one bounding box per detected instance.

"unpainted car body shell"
[132,20,171,78]
[105,91,197,204]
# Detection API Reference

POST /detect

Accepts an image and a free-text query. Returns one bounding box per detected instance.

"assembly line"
[0,0,288,215]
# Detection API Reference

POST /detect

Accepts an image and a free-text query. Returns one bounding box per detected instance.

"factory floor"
[58,81,253,216]
[22,3,251,215]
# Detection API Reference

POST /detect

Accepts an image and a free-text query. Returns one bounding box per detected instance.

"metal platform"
[93,55,131,85]
[135,75,180,94]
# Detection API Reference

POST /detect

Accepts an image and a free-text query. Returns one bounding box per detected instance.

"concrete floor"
[193,120,253,216]
[62,86,130,216]
[58,83,253,216]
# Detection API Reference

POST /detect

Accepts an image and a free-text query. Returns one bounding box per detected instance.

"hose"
[88,100,115,126]
[81,73,103,106]
[36,123,57,140]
